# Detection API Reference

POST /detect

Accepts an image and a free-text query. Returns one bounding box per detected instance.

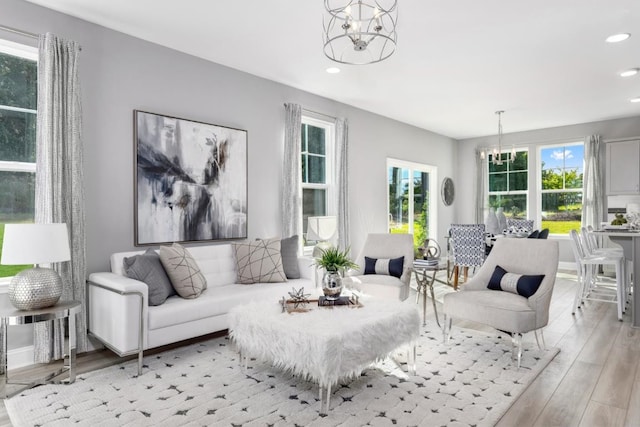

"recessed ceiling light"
[606,33,631,43]
[631,97,640,103]
[326,67,340,74]
[620,68,639,77]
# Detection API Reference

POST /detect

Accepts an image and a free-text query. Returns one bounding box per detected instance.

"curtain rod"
[283,103,337,121]
[0,24,38,40]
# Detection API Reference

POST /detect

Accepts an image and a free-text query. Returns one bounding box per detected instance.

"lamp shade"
[1,223,71,265]
[306,216,337,241]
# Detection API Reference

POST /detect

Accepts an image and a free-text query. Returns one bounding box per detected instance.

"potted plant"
[314,247,358,300]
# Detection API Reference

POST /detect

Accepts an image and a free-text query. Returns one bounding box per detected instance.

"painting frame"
[133,110,248,246]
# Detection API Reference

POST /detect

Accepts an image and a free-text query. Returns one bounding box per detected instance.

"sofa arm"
[87,272,148,355]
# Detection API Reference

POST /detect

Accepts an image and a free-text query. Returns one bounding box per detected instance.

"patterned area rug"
[6,326,559,427]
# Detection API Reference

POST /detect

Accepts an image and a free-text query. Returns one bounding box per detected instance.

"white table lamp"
[1,223,71,310]
[307,216,337,257]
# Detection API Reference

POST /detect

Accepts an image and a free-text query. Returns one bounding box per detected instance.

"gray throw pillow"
[159,243,207,299]
[123,248,176,306]
[280,235,301,279]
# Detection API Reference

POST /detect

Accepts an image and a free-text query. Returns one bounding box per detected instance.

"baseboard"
[8,346,34,370]
[558,261,577,272]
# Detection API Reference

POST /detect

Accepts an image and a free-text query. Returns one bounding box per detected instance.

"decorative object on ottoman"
[0,223,71,310]
[496,207,507,232]
[314,247,358,300]
[287,287,311,308]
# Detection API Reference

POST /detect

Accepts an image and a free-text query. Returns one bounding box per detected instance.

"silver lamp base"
[8,267,63,310]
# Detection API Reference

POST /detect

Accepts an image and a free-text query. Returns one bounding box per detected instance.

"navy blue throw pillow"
[488,265,545,298]
[364,256,404,278]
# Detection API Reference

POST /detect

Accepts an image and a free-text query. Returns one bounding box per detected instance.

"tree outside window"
[488,151,528,219]
[388,160,436,251]
[0,42,37,278]
[540,143,584,234]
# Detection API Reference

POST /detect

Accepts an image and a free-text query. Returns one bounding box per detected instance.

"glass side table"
[412,260,447,327]
[0,296,81,398]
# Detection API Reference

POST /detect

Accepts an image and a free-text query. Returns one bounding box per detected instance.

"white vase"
[496,207,507,233]
[485,208,499,235]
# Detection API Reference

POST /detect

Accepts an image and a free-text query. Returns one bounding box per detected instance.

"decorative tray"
[280,296,363,314]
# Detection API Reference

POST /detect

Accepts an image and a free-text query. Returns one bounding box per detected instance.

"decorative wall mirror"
[441,177,455,206]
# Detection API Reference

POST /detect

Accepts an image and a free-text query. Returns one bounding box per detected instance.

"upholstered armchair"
[342,233,415,301]
[443,238,559,367]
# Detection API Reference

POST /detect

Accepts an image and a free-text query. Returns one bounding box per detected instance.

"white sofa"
[87,244,314,374]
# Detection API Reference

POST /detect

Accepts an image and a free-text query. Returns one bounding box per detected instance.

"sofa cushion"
[123,248,175,306]
[443,290,536,333]
[159,243,207,299]
[364,256,404,278]
[232,240,287,284]
[147,280,308,330]
[488,265,545,298]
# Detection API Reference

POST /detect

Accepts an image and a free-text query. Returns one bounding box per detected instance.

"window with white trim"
[301,115,334,247]
[488,150,529,219]
[539,142,584,235]
[0,39,37,279]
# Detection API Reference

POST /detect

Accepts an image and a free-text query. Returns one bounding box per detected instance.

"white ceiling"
[22,0,640,139]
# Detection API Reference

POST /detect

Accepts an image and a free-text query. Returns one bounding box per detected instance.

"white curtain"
[335,118,349,250]
[475,149,488,223]
[582,134,604,228]
[282,103,303,242]
[34,33,87,362]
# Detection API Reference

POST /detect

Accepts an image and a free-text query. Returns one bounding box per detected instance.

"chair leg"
[616,260,624,321]
[534,329,546,350]
[572,266,585,315]
[511,333,522,369]
[442,314,452,344]
[463,266,469,283]
[453,266,459,290]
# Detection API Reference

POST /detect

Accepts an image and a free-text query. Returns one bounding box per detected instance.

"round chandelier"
[323,0,398,65]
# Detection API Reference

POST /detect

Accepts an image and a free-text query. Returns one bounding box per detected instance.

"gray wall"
[457,116,640,263]
[2,0,458,275]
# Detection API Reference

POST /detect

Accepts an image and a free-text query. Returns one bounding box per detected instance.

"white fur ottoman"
[228,299,420,413]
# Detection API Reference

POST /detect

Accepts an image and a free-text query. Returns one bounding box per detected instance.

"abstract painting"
[134,110,247,246]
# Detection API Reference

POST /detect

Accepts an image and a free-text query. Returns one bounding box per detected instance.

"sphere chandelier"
[323,0,398,65]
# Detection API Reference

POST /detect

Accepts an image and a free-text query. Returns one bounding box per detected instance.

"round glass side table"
[0,296,81,398]
[412,260,447,327]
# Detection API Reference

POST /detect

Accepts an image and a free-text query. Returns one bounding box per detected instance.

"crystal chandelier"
[492,110,515,165]
[323,0,398,65]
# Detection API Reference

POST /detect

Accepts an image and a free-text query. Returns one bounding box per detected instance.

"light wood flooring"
[0,273,638,427]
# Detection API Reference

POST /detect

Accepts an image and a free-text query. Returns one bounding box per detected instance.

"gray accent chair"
[342,233,415,301]
[443,238,559,367]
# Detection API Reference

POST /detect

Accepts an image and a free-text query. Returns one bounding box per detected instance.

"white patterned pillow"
[159,243,207,299]
[232,240,287,284]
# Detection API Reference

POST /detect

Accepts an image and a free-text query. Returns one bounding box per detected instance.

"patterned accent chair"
[450,224,486,289]
[506,218,535,232]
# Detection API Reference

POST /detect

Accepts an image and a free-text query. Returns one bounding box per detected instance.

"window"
[301,115,334,246]
[387,159,437,250]
[540,143,584,235]
[0,40,37,279]
[488,151,528,219]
